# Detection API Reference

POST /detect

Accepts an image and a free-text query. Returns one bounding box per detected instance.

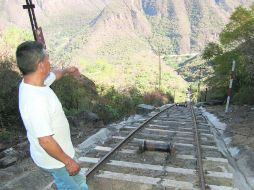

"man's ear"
[37,62,44,73]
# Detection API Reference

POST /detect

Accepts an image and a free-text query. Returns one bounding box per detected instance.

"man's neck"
[23,73,45,87]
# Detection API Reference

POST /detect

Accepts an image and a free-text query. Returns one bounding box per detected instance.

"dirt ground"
[205,105,254,149]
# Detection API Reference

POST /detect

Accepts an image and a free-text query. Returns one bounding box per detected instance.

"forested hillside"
[1,1,252,95]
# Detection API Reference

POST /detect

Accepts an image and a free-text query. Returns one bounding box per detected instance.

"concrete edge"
[200,107,254,190]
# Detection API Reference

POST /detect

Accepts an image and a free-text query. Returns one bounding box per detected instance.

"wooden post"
[204,88,208,102]
[225,60,236,113]
[23,0,37,40]
[23,0,46,48]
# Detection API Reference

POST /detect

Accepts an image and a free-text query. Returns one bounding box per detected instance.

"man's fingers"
[73,169,80,176]
[70,67,78,72]
[69,168,79,176]
[67,67,80,76]
[66,160,81,176]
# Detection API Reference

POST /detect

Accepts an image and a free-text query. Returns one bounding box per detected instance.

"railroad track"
[78,104,237,190]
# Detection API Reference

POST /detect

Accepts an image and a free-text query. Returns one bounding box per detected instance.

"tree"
[202,42,223,61]
[202,5,254,104]
[220,6,254,47]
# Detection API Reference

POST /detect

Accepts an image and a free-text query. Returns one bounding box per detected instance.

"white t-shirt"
[18,72,75,169]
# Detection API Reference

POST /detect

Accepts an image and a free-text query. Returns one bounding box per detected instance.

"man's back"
[19,75,75,169]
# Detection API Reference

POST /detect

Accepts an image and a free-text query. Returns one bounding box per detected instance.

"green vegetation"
[44,19,89,67]
[77,30,188,102]
[79,50,188,103]
[53,79,174,123]
[0,26,32,57]
[147,16,178,54]
[86,59,113,74]
[97,36,150,62]
[202,5,254,104]
[0,55,174,144]
[0,129,11,142]
[0,26,33,143]
[0,59,22,128]
[94,87,142,121]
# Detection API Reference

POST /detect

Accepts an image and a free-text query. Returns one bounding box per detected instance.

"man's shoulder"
[19,83,49,103]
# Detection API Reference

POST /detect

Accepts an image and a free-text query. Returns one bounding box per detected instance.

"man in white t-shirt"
[16,41,88,190]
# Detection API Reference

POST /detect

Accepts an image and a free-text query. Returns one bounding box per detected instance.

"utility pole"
[225,60,236,113]
[23,0,46,48]
[158,49,161,91]
[198,67,201,93]
[148,34,167,91]
[197,67,204,102]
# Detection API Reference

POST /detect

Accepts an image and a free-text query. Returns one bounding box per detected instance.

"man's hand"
[53,67,81,80]
[65,67,80,77]
[38,136,81,176]
[65,158,81,176]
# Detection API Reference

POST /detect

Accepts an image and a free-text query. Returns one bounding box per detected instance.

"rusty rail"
[190,103,206,190]
[85,104,175,178]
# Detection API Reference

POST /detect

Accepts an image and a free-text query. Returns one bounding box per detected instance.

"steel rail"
[86,104,175,178]
[190,103,206,190]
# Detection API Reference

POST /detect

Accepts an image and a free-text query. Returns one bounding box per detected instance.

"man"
[16,41,88,190]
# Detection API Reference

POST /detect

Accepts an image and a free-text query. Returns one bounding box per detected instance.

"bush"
[93,86,143,123]
[0,58,22,129]
[201,86,227,102]
[0,130,12,143]
[52,78,142,123]
[92,104,120,122]
[143,90,173,106]
[233,87,254,105]
[51,75,97,113]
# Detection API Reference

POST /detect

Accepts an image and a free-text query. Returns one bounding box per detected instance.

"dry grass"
[143,90,173,106]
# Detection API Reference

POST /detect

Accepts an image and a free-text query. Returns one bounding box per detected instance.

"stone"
[0,141,30,168]
[80,111,100,122]
[0,143,7,152]
[206,100,224,105]
[0,156,18,168]
[136,104,155,115]
[0,169,53,190]
[3,148,18,157]
[196,100,224,107]
[195,102,206,107]
[68,111,102,128]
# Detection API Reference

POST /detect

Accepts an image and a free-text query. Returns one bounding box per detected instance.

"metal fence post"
[225,60,236,113]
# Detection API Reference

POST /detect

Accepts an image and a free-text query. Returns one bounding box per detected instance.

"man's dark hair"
[16,41,46,75]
